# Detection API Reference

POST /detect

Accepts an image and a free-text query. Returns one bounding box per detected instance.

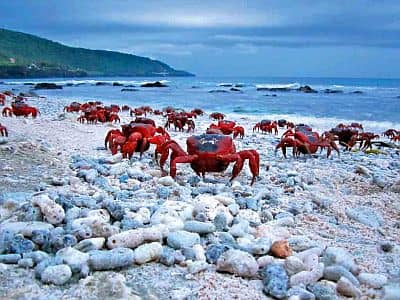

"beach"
[0,90,399,299]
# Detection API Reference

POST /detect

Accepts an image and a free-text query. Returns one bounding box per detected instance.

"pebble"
[187,260,209,274]
[183,221,216,234]
[158,176,176,186]
[213,213,228,231]
[290,263,324,287]
[0,253,21,264]
[336,276,362,298]
[18,258,34,268]
[358,272,387,289]
[205,243,232,264]
[307,281,338,300]
[229,220,250,237]
[167,231,200,249]
[287,286,316,300]
[88,248,135,270]
[262,263,289,299]
[216,249,258,278]
[323,265,360,286]
[284,256,307,275]
[41,264,72,285]
[382,284,400,300]
[345,206,384,229]
[270,240,292,258]
[322,247,359,274]
[152,245,172,266]
[134,242,163,264]
[257,255,275,268]
[56,247,89,274]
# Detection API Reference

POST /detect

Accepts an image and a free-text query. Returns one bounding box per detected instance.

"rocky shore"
[0,95,399,299]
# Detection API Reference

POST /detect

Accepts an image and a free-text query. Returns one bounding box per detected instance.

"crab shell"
[186,134,238,173]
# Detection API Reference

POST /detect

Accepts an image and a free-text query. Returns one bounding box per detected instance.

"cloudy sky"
[1,0,399,77]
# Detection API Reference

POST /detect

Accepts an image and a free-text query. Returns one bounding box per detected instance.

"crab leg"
[170,154,198,178]
[218,150,259,185]
[158,140,187,173]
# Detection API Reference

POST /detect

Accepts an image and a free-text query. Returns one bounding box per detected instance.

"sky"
[0,0,399,78]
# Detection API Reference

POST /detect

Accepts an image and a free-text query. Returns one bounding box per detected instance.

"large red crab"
[0,123,7,136]
[158,134,259,185]
[105,123,170,159]
[207,120,244,139]
[275,128,339,158]
[2,102,40,118]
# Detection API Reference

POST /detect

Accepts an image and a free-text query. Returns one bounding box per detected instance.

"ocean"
[2,76,399,132]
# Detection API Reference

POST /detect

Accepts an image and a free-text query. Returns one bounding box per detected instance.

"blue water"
[2,76,400,129]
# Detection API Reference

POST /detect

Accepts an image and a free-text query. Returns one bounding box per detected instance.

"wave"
[255,82,301,90]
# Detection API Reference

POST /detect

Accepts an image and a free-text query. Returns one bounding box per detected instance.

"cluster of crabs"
[64,101,121,124]
[103,108,259,185]
[63,103,399,185]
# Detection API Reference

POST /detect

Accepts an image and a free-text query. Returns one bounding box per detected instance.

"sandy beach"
[0,94,399,299]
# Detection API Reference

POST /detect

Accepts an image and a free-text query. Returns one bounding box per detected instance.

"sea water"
[2,76,399,132]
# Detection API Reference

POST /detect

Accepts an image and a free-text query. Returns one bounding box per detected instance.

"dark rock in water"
[230,87,242,92]
[112,82,123,86]
[298,85,317,93]
[34,83,63,90]
[205,243,232,264]
[24,82,34,85]
[121,89,138,92]
[219,84,232,87]
[324,89,343,94]
[264,94,277,97]
[191,86,200,89]
[262,263,289,299]
[19,91,39,97]
[352,90,363,94]
[235,84,245,87]
[141,81,167,87]
[257,87,290,92]
[95,82,110,86]
[65,83,74,87]
[208,89,229,93]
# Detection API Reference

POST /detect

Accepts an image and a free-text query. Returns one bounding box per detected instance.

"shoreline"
[0,95,399,299]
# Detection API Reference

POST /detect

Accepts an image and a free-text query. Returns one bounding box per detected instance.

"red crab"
[105,123,170,159]
[253,120,278,135]
[191,108,204,116]
[158,134,259,185]
[276,129,339,158]
[0,123,7,137]
[0,93,6,106]
[382,129,398,139]
[207,120,244,138]
[348,132,380,150]
[64,102,82,112]
[209,112,225,121]
[2,102,40,118]
[165,112,195,132]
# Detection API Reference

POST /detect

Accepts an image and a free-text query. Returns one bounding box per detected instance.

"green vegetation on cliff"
[0,28,193,78]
